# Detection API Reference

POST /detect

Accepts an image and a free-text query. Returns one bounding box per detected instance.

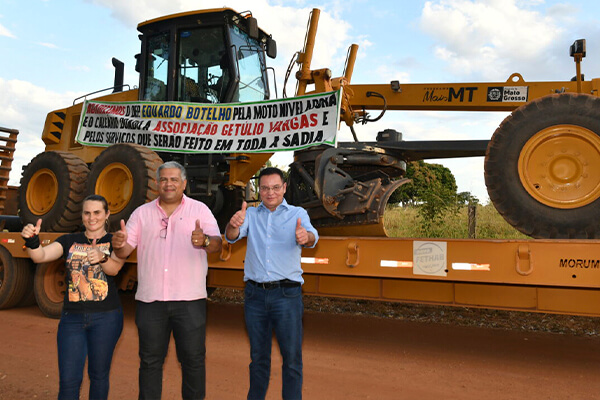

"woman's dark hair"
[83,194,109,213]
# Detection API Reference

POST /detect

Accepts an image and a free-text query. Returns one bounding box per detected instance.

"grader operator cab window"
[139,13,270,105]
[229,25,269,102]
[175,24,269,104]
[144,33,169,101]
[177,27,229,103]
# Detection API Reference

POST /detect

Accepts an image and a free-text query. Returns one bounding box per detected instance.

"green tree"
[389,161,462,235]
[457,191,479,205]
[390,161,457,206]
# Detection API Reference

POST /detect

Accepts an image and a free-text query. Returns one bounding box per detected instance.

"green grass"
[384,203,530,239]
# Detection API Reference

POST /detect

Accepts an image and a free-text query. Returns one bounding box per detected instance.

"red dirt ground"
[1,293,599,399]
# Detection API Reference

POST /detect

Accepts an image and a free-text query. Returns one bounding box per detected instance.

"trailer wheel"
[86,144,162,230]
[16,259,36,307]
[0,247,34,309]
[19,152,89,232]
[34,260,65,318]
[485,93,600,238]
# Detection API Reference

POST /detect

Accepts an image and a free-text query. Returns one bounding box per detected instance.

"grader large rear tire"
[485,93,600,238]
[34,260,65,319]
[86,144,162,230]
[0,247,34,309]
[18,152,89,232]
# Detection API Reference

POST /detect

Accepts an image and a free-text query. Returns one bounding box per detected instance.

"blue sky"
[2,0,600,203]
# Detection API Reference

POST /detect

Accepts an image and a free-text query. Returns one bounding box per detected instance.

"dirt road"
[1,293,599,399]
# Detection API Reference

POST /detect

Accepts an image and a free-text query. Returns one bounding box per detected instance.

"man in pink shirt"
[112,161,222,400]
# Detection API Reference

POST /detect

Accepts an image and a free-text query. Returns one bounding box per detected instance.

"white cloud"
[0,23,15,38]
[355,36,373,51]
[546,3,579,21]
[374,63,410,84]
[0,79,81,184]
[89,0,177,27]
[37,42,59,49]
[420,0,563,80]
[88,0,352,97]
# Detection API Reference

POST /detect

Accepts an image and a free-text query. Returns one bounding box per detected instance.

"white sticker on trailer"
[452,263,491,271]
[413,241,447,277]
[380,260,413,268]
[301,257,329,264]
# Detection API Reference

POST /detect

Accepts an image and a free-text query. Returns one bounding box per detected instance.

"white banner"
[76,90,341,153]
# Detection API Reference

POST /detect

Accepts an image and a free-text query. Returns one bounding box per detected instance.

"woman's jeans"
[244,283,303,400]
[57,307,124,400]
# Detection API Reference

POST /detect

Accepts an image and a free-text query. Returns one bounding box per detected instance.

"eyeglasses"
[259,184,284,193]
[160,218,168,239]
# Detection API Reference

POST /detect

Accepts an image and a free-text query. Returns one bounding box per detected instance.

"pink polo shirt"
[126,195,221,302]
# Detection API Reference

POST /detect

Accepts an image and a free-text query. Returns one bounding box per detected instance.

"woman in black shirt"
[21,194,126,400]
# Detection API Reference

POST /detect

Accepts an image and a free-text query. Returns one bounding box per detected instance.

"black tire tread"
[0,247,33,309]
[18,151,89,232]
[86,144,162,230]
[15,258,35,307]
[485,93,600,238]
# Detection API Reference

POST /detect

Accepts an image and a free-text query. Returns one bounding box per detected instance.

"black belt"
[247,279,301,289]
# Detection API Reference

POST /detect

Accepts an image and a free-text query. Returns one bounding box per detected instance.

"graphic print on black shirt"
[66,242,110,302]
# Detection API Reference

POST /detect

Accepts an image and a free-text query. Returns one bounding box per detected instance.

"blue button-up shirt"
[227,199,319,284]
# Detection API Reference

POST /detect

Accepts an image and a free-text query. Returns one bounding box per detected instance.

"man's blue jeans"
[57,307,123,400]
[244,283,303,400]
[136,299,207,400]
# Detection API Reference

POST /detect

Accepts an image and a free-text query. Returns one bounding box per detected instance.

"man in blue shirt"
[226,167,318,400]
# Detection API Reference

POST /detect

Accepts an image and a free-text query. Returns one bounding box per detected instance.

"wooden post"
[468,204,477,239]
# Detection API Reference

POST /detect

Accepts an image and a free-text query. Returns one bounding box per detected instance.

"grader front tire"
[18,152,89,232]
[485,93,600,238]
[86,144,162,230]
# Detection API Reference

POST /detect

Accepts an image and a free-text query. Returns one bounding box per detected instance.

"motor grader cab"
[138,9,276,104]
[20,8,277,232]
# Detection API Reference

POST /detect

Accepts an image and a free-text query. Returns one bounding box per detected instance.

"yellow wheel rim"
[518,125,600,209]
[26,168,58,215]
[95,163,133,214]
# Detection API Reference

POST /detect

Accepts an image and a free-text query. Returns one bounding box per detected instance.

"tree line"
[388,160,478,231]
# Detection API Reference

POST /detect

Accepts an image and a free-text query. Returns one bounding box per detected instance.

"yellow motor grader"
[2,8,600,318]
[21,9,600,240]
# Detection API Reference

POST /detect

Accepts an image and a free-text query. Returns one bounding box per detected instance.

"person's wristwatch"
[202,235,211,248]
[99,253,109,263]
